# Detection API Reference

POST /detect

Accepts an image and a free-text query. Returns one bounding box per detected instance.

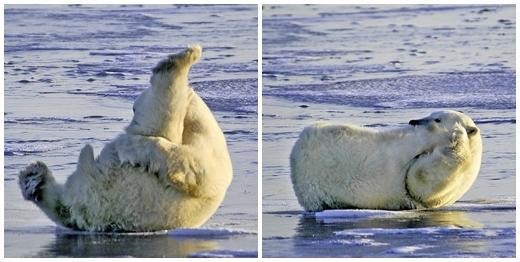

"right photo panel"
[262,4,515,258]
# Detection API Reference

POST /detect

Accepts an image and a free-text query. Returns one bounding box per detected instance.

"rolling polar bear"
[18,45,233,232]
[290,110,482,211]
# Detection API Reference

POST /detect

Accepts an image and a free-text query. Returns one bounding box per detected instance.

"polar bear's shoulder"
[300,122,376,140]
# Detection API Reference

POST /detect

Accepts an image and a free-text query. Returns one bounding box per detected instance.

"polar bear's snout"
[409,118,429,126]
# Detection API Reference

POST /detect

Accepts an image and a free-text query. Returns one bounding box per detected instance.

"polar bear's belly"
[64,167,218,232]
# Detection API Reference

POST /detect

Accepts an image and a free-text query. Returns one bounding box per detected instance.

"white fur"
[19,45,233,232]
[290,110,482,211]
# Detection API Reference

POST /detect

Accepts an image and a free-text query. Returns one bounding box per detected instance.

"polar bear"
[290,110,482,211]
[18,45,233,232]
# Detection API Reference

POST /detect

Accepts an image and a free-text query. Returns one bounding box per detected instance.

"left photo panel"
[4,4,258,258]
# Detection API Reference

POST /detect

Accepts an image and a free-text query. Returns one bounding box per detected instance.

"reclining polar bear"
[290,110,482,211]
[19,45,233,232]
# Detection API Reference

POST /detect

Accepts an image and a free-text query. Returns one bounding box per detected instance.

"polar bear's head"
[406,110,483,208]
[408,110,482,175]
[409,110,479,138]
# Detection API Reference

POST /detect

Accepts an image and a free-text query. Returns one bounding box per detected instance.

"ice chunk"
[168,227,257,237]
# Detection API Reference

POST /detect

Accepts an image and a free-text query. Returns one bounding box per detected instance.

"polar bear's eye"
[434,118,441,123]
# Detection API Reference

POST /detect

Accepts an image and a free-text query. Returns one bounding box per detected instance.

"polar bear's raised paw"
[19,161,50,202]
[152,44,202,74]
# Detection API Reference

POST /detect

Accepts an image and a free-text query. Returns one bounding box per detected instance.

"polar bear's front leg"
[160,147,204,196]
[405,127,471,208]
[114,135,202,196]
[114,134,170,173]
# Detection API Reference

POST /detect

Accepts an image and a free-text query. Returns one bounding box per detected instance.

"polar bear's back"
[290,123,379,211]
[63,166,218,232]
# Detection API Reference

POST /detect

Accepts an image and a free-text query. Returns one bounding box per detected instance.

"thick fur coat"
[19,45,233,232]
[290,111,482,211]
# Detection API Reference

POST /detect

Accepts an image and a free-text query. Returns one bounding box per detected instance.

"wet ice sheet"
[263,200,515,257]
[5,225,258,258]
[315,209,414,222]
[168,227,257,237]
[264,72,515,109]
[4,4,257,258]
[263,4,515,85]
[262,4,515,258]
[334,226,513,237]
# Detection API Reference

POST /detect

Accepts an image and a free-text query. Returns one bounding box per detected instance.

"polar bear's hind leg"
[127,45,202,144]
[19,161,73,227]
[152,44,202,75]
[19,161,49,202]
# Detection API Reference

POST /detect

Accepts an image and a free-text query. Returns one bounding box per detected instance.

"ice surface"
[334,226,515,237]
[56,227,169,236]
[168,227,257,237]
[189,249,258,258]
[322,238,389,247]
[4,4,258,258]
[262,4,515,258]
[386,245,435,254]
[436,200,516,212]
[316,209,413,219]
[264,73,515,110]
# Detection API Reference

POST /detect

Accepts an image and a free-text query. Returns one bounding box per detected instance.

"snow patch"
[386,244,434,254]
[328,238,389,247]
[189,250,258,258]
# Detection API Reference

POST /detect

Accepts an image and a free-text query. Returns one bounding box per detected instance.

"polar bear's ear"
[466,126,478,136]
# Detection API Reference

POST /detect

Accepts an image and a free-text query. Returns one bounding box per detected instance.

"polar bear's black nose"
[409,118,428,126]
[409,119,419,126]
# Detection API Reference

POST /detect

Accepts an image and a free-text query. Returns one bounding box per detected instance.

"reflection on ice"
[281,204,515,257]
[37,233,218,258]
